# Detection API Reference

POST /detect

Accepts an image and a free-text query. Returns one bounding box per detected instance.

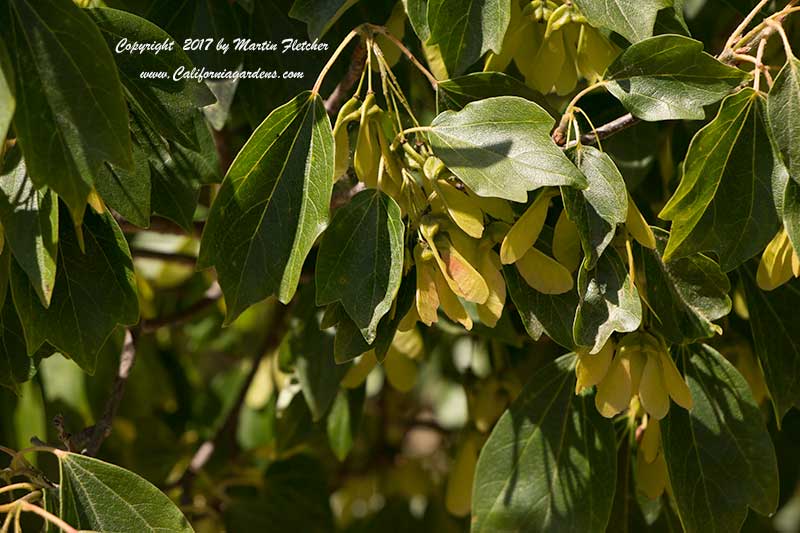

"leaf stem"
[754,38,768,92]
[366,24,439,88]
[725,0,772,51]
[553,81,607,145]
[17,501,78,533]
[312,28,362,95]
[0,484,35,497]
[766,19,795,59]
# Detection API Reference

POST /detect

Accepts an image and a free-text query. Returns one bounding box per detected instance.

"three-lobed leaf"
[428,96,587,202]
[426,0,510,77]
[573,0,668,44]
[472,354,617,533]
[7,0,132,222]
[605,35,749,121]
[661,344,779,532]
[563,146,628,268]
[767,56,800,184]
[198,91,334,321]
[11,208,139,373]
[574,247,642,353]
[0,151,58,307]
[741,266,800,423]
[660,88,779,269]
[636,228,731,344]
[316,189,404,343]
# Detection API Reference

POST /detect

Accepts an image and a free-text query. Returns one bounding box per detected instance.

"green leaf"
[89,7,214,149]
[403,0,430,41]
[11,209,139,373]
[327,386,365,461]
[0,37,14,146]
[437,72,555,114]
[333,273,415,363]
[660,89,779,269]
[289,0,360,38]
[573,0,668,43]
[503,264,578,350]
[291,287,347,421]
[428,96,587,202]
[0,150,58,307]
[57,450,194,532]
[636,228,731,344]
[426,0,510,77]
[316,189,404,343]
[605,35,749,121]
[472,354,616,533]
[661,344,779,532]
[199,92,333,321]
[94,117,152,229]
[563,146,628,268]
[780,173,800,251]
[574,247,642,353]
[741,266,800,423]
[7,0,132,222]
[0,280,36,395]
[223,454,333,532]
[767,57,800,184]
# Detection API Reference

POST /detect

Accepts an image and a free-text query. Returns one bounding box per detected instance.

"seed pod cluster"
[577,332,693,420]
[485,0,620,95]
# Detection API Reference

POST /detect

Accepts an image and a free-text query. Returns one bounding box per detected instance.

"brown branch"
[324,41,367,116]
[139,283,222,333]
[131,248,198,266]
[85,329,137,456]
[171,303,291,500]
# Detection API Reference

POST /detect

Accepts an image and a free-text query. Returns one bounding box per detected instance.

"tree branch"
[85,329,137,456]
[131,249,198,266]
[324,41,367,116]
[139,283,222,333]
[172,302,291,500]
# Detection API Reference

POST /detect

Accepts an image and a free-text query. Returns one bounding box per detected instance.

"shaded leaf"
[741,265,800,423]
[0,151,58,307]
[94,119,152,229]
[426,0,510,77]
[0,275,36,395]
[57,451,194,532]
[574,247,642,353]
[11,209,139,373]
[636,228,731,344]
[573,0,667,43]
[437,71,554,114]
[316,189,404,343]
[472,354,616,533]
[661,89,779,269]
[199,92,333,321]
[89,8,214,149]
[767,57,800,184]
[403,0,430,41]
[563,146,628,268]
[7,0,132,221]
[661,344,779,532]
[428,96,587,202]
[503,263,578,351]
[0,37,13,146]
[223,454,333,532]
[606,35,749,121]
[327,386,365,461]
[289,0,360,38]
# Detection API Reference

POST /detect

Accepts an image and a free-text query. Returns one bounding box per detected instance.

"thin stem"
[0,492,40,513]
[767,19,796,59]
[18,502,78,533]
[553,81,607,144]
[754,37,768,92]
[574,107,604,152]
[324,41,367,116]
[0,484,35,497]
[367,25,438,88]
[726,0,771,50]
[392,126,432,147]
[312,29,362,95]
